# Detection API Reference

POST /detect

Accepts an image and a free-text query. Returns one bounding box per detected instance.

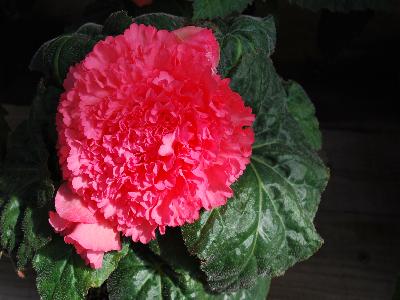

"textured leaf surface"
[288,0,396,11]
[108,245,270,300]
[103,11,186,36]
[16,206,53,269]
[193,0,253,20]
[0,196,20,252]
[218,15,276,77]
[283,80,322,150]
[102,10,133,36]
[182,16,329,292]
[29,29,103,86]
[134,13,186,30]
[33,237,128,300]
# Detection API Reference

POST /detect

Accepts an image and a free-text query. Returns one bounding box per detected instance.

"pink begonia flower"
[50,23,255,269]
[132,0,153,7]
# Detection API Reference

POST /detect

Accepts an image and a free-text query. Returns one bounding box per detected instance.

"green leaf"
[218,15,276,77]
[0,196,20,253]
[16,206,52,269]
[182,16,329,292]
[108,245,270,300]
[287,0,396,11]
[193,0,253,20]
[33,237,128,300]
[30,25,104,86]
[103,10,133,36]
[283,80,322,150]
[76,23,104,38]
[134,13,186,31]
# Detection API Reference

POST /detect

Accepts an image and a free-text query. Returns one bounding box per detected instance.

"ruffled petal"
[173,26,220,70]
[64,221,121,252]
[55,183,97,223]
[49,211,71,232]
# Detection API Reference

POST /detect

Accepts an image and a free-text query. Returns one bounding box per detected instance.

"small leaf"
[76,23,104,37]
[283,80,322,150]
[193,0,253,20]
[134,13,186,30]
[17,206,53,269]
[103,10,133,36]
[33,237,128,300]
[0,196,21,253]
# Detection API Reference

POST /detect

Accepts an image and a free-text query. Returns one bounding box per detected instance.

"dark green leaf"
[283,80,322,150]
[103,10,133,36]
[182,16,329,292]
[193,0,253,20]
[33,237,128,300]
[30,29,102,85]
[108,245,270,300]
[0,196,20,253]
[49,34,97,85]
[287,0,396,11]
[16,206,52,269]
[134,13,186,30]
[218,15,276,78]
[76,23,104,37]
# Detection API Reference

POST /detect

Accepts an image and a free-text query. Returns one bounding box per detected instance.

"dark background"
[1,0,399,299]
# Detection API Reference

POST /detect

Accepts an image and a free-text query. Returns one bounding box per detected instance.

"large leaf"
[287,0,396,11]
[33,237,128,300]
[107,245,270,300]
[283,80,322,150]
[193,0,253,20]
[182,15,329,292]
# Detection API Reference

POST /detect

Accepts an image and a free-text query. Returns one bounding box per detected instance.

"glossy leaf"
[33,237,128,300]
[193,0,253,20]
[182,16,329,292]
[108,245,270,300]
[283,80,322,150]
